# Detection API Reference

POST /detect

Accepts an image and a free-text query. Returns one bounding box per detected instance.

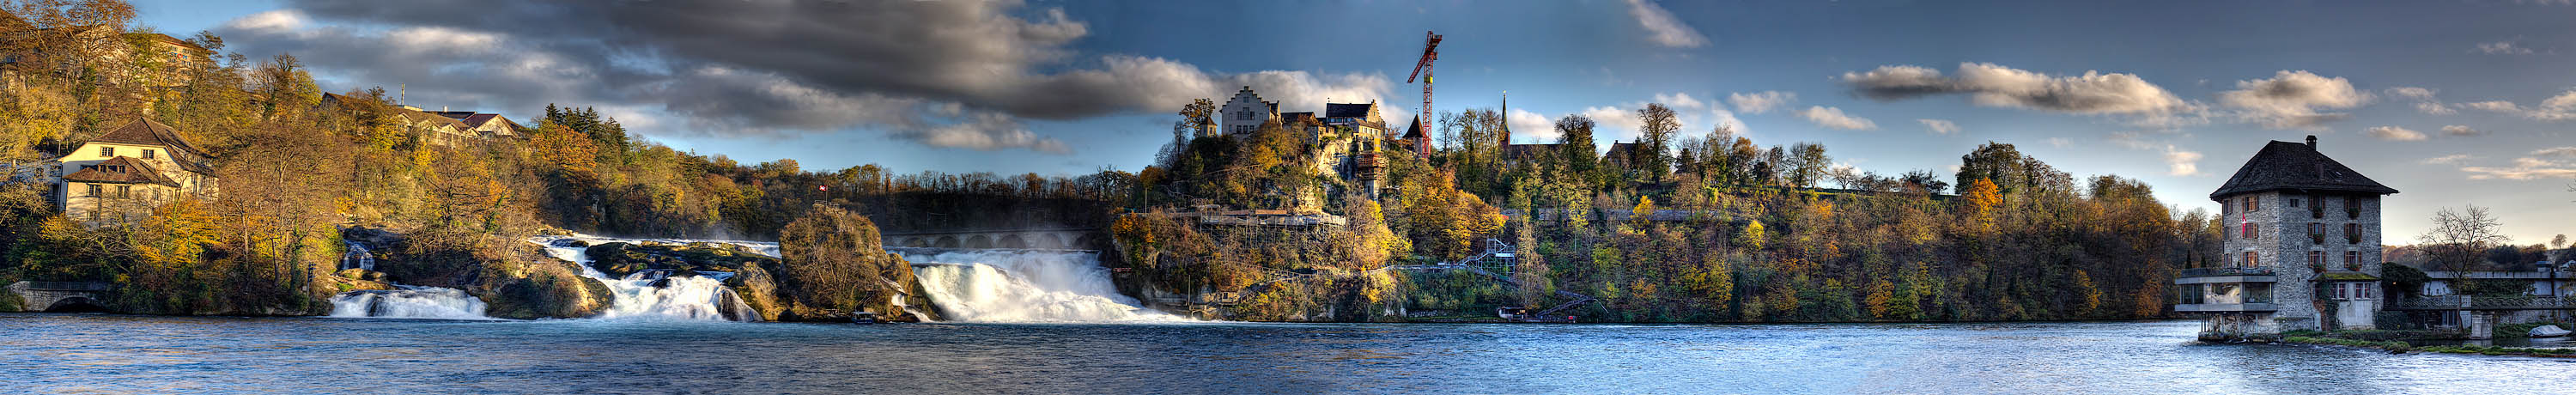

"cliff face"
[364,230,612,319]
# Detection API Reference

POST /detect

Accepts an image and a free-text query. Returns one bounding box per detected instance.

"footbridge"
[7,281,112,312]
[879,227,1101,250]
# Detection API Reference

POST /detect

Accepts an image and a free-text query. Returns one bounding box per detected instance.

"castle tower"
[2182,135,2398,339]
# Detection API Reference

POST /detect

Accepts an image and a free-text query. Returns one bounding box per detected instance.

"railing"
[2179,266,2275,278]
[2391,295,2576,310]
[18,282,110,291]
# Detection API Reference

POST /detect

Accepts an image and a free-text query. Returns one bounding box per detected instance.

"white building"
[1216,86,1277,137]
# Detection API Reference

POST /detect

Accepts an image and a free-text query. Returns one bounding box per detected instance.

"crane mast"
[1405,31,1442,157]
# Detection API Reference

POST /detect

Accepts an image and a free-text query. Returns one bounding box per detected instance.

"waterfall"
[329,286,489,319]
[341,241,376,271]
[529,235,762,321]
[901,249,1188,323]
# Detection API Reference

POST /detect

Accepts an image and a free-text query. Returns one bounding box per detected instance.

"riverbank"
[2281,324,2576,358]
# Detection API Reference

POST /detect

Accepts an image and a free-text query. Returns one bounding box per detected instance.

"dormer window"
[100,147,114,157]
[143,149,155,160]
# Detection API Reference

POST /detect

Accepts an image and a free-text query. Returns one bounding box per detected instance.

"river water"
[2,315,2568,394]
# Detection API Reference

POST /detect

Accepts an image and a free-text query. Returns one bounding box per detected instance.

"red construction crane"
[1406,31,1442,157]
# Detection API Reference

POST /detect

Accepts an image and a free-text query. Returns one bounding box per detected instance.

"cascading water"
[329,285,490,319]
[900,249,1188,323]
[529,235,763,321]
[341,241,375,270]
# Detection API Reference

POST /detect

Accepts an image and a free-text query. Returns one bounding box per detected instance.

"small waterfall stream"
[329,286,491,319]
[531,235,763,321]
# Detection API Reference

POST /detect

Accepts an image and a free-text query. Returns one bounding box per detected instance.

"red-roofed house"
[15,117,220,223]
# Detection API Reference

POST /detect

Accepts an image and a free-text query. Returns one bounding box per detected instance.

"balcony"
[2175,303,2278,313]
[2178,266,2278,285]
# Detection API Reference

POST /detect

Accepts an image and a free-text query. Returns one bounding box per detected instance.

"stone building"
[2179,136,2397,339]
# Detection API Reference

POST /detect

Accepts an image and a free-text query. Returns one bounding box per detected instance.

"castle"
[2179,136,2397,339]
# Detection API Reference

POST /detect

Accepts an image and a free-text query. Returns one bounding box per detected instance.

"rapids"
[901,249,1188,323]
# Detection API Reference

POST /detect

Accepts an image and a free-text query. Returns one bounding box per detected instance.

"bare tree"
[2417,205,2511,275]
[1634,103,1679,182]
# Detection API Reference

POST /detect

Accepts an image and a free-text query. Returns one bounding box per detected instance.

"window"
[86,184,100,197]
[2308,251,2324,266]
[1236,111,1250,120]
[2344,223,2360,244]
[116,185,129,198]
[2308,222,2324,244]
[2290,198,2303,208]
[2241,223,2257,240]
[2345,251,2360,267]
[2344,196,2360,219]
[2242,196,2259,212]
[2243,252,2259,268]
[142,149,155,160]
[100,146,114,157]
[2361,283,2376,299]
[2335,283,2349,300]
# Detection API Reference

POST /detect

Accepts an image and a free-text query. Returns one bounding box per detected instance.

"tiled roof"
[1402,116,1425,139]
[61,156,179,187]
[1325,103,1377,118]
[82,118,210,158]
[2209,139,2397,199]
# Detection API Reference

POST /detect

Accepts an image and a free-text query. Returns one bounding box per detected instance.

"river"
[2,315,2567,394]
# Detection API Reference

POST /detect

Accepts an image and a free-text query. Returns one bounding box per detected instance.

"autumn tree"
[1634,103,1680,182]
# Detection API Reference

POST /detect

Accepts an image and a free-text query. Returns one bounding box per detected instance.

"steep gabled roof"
[1402,115,1425,139]
[82,118,211,158]
[2209,138,2397,199]
[62,156,179,187]
[1324,103,1377,118]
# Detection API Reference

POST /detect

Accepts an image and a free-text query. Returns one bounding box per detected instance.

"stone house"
[2179,136,2397,339]
[1215,86,1278,137]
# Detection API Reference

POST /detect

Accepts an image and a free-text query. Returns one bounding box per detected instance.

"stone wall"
[2224,191,2389,331]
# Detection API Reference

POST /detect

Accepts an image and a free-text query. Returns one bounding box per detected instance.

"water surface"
[3,314,2567,394]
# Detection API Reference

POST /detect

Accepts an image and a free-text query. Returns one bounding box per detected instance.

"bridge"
[7,281,111,312]
[879,227,1099,250]
[2385,295,2576,339]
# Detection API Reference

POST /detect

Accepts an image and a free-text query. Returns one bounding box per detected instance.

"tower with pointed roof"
[2180,135,2397,339]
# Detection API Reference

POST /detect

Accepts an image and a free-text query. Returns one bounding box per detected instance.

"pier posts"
[2466,311,2499,340]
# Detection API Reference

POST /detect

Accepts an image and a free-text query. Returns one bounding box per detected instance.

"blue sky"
[131,0,2576,243]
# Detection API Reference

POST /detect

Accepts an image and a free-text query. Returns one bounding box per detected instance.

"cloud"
[2048,137,2073,148]
[2362,126,2427,141]
[1507,108,1557,143]
[2536,146,2576,158]
[1653,92,1708,110]
[219,0,1393,154]
[2477,41,2535,55]
[2217,70,2371,130]
[1623,0,1708,48]
[1795,106,1877,130]
[2457,90,2576,120]
[2162,146,2204,176]
[2421,155,2475,165]
[1726,91,1795,114]
[1917,118,1959,135]
[2461,156,2576,179]
[1579,106,1643,138]
[2440,125,2485,137]
[1839,63,2186,115]
[2385,87,2457,114]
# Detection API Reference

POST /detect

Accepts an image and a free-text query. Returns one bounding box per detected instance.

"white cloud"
[1795,106,1877,130]
[1705,107,1748,136]
[1623,0,1709,48]
[2048,137,2073,148]
[2421,155,2475,165]
[2536,146,2576,158]
[2440,125,2484,137]
[2217,70,2371,130]
[1653,92,1708,110]
[2458,90,2576,120]
[2477,41,2535,55]
[2163,146,2204,176]
[2385,87,2437,100]
[1841,63,2187,115]
[2415,101,2458,115]
[1507,108,1556,143]
[2363,126,2427,141]
[1580,106,1643,138]
[1727,91,1795,114]
[1917,118,1959,135]
[2461,156,2576,179]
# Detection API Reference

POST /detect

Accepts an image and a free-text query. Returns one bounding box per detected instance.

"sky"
[128,0,2576,244]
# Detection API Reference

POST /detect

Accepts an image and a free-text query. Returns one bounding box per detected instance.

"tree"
[776,204,911,319]
[1634,103,1680,182]
[2418,205,2510,276]
[1788,142,1829,188]
[1961,179,2002,234]
[1556,115,1598,178]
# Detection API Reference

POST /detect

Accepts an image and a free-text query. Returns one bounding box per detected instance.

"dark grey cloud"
[1839,63,2186,115]
[216,0,1391,153]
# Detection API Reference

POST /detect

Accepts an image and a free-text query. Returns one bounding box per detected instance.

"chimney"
[2306,135,2317,149]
